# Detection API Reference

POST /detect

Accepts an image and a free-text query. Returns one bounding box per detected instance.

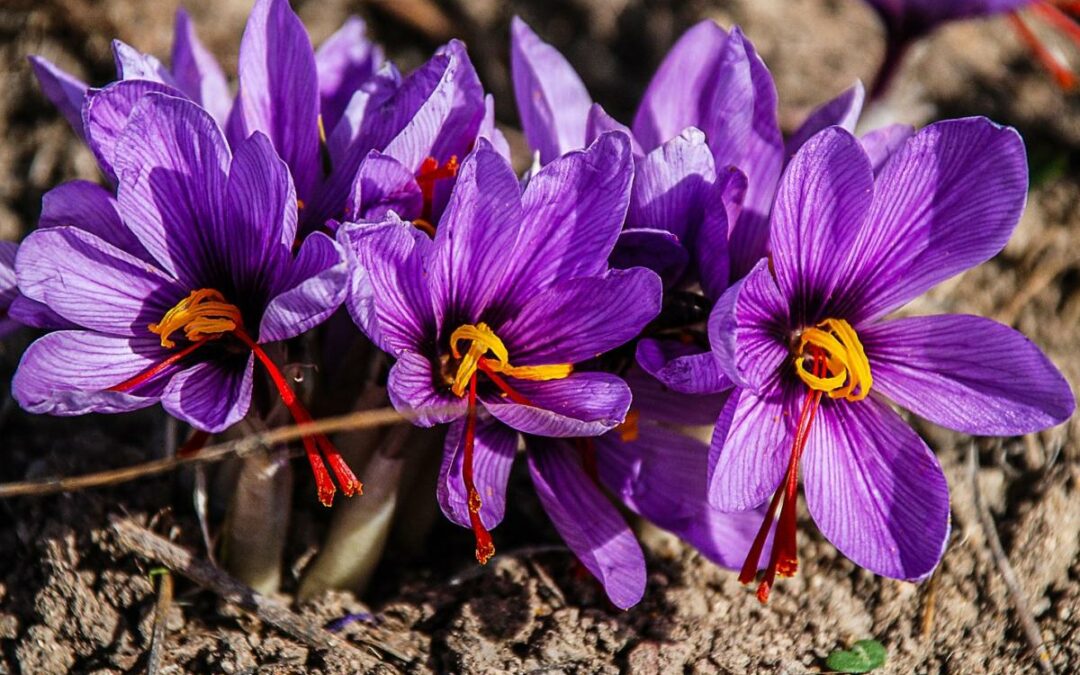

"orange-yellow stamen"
[149,289,243,349]
[794,318,872,402]
[616,409,640,442]
[449,323,572,397]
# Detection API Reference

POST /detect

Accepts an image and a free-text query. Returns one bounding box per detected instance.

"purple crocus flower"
[0,241,18,338]
[339,133,664,605]
[11,93,357,506]
[32,0,499,239]
[707,118,1075,601]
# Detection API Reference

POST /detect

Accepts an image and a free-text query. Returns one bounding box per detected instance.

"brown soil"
[1,0,1079,673]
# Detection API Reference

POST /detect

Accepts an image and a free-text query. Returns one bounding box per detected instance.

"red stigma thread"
[108,341,210,393]
[413,155,459,235]
[1009,8,1078,89]
[738,349,827,603]
[234,329,361,507]
[462,373,495,564]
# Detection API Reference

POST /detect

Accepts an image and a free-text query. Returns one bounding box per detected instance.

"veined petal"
[709,260,789,393]
[627,127,716,244]
[315,16,383,132]
[0,241,17,310]
[28,56,89,138]
[527,438,646,609]
[707,383,800,512]
[346,150,423,222]
[860,124,913,176]
[13,331,170,415]
[114,93,230,286]
[387,350,466,426]
[839,118,1028,322]
[225,131,297,265]
[83,80,185,183]
[610,228,688,288]
[172,8,232,126]
[499,267,661,365]
[483,372,631,438]
[161,355,254,433]
[769,126,874,326]
[430,139,522,324]
[596,423,764,570]
[16,226,182,336]
[260,232,347,343]
[7,296,76,331]
[863,314,1075,435]
[623,367,729,426]
[803,396,950,581]
[439,416,519,529]
[112,39,174,84]
[635,339,731,395]
[232,0,320,201]
[339,217,435,357]
[585,103,642,156]
[510,16,592,164]
[494,132,633,313]
[785,81,865,159]
[39,180,149,260]
[697,167,747,300]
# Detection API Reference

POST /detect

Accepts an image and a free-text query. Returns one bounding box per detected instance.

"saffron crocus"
[12,93,356,506]
[861,0,1080,94]
[0,241,17,338]
[339,133,663,601]
[708,118,1075,601]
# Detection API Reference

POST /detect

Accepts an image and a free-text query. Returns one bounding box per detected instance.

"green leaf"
[825,639,887,673]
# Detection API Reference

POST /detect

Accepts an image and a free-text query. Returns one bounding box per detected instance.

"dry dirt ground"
[1,0,1079,672]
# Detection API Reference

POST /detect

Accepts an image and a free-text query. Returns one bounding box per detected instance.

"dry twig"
[968,443,1055,674]
[147,569,174,675]
[0,407,418,499]
[111,517,412,667]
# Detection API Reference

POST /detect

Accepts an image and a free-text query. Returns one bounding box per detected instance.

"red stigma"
[462,373,495,564]
[414,155,459,234]
[738,348,827,603]
[1009,3,1080,90]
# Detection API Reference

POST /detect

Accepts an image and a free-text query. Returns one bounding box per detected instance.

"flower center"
[149,289,243,349]
[447,322,572,565]
[794,318,872,402]
[413,155,459,236]
[109,287,361,507]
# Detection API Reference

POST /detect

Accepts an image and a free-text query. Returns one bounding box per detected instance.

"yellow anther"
[149,289,243,349]
[616,409,640,442]
[794,318,872,402]
[449,322,573,397]
[412,218,437,237]
[318,114,327,147]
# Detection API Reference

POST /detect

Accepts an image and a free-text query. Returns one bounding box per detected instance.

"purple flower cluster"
[6,2,1073,609]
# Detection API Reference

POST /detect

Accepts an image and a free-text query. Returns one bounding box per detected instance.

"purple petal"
[785,81,865,158]
[627,127,716,244]
[83,80,184,182]
[585,103,642,156]
[112,39,174,84]
[635,339,731,395]
[387,350,466,427]
[623,367,729,426]
[527,438,646,609]
[860,123,913,175]
[840,118,1028,322]
[13,331,169,415]
[708,382,800,512]
[708,260,789,393]
[39,180,149,260]
[803,397,950,581]
[596,423,764,570]
[510,16,592,164]
[610,228,689,287]
[696,167,747,300]
[114,93,230,286]
[15,226,181,336]
[28,56,89,138]
[7,296,76,331]
[0,241,17,309]
[439,416,519,529]
[426,41,486,165]
[863,314,1074,435]
[314,16,383,132]
[231,0,320,201]
[172,8,232,126]
[260,232,346,343]
[499,267,662,365]
[338,217,435,357]
[430,140,522,323]
[346,150,423,222]
[224,131,297,265]
[632,20,728,151]
[494,132,633,312]
[483,372,631,438]
[769,126,873,325]
[479,93,512,161]
[161,355,254,433]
